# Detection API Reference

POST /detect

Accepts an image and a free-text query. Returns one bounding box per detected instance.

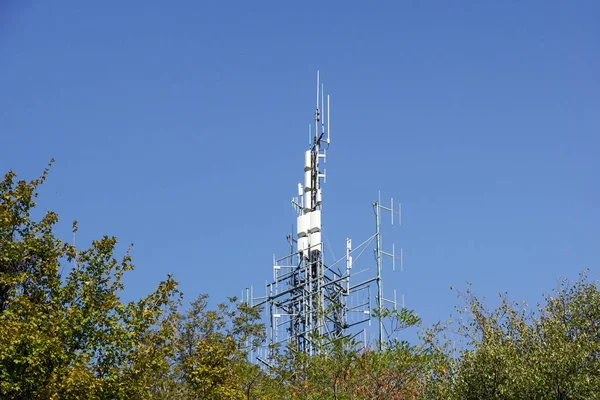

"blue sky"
[1,1,599,334]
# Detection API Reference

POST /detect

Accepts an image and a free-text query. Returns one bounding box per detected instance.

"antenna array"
[246,72,403,361]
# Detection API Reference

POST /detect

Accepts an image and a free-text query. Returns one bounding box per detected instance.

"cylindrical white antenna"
[316,70,320,110]
[400,248,404,272]
[399,202,402,225]
[327,95,330,143]
[392,242,396,272]
[321,83,325,136]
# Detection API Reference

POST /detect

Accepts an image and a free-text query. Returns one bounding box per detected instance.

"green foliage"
[268,308,429,400]
[2,164,599,399]
[0,165,179,399]
[172,293,266,399]
[424,272,600,399]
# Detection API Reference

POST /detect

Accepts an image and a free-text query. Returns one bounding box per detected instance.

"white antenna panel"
[303,192,312,212]
[297,215,309,237]
[309,231,322,251]
[309,210,321,233]
[304,171,312,192]
[298,236,308,253]
[304,151,311,171]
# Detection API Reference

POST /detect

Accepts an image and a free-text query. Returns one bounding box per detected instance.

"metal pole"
[375,200,383,350]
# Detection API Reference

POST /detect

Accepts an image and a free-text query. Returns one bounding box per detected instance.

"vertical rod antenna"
[375,199,383,350]
[321,83,325,137]
[392,242,396,272]
[400,248,404,272]
[399,203,402,226]
[327,95,330,143]
[315,70,320,148]
[316,70,320,111]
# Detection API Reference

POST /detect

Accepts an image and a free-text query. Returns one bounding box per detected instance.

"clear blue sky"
[2,1,599,333]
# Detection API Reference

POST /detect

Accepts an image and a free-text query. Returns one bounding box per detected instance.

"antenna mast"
[247,72,403,360]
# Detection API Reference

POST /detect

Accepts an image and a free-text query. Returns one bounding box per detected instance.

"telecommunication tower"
[246,72,402,360]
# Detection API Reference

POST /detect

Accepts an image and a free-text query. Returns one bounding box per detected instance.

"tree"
[0,164,179,399]
[267,307,426,400]
[426,272,600,400]
[171,293,268,399]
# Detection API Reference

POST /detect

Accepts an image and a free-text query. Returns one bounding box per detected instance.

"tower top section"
[294,71,330,221]
[311,70,331,148]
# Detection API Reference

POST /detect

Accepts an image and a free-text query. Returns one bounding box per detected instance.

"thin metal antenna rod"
[316,71,320,110]
[375,197,383,350]
[327,95,330,143]
[321,84,325,137]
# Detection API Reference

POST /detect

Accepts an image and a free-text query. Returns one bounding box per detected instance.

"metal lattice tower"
[247,72,402,360]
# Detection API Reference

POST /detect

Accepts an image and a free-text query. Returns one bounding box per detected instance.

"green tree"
[426,272,600,400]
[172,294,267,399]
[267,307,425,400]
[0,165,179,399]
